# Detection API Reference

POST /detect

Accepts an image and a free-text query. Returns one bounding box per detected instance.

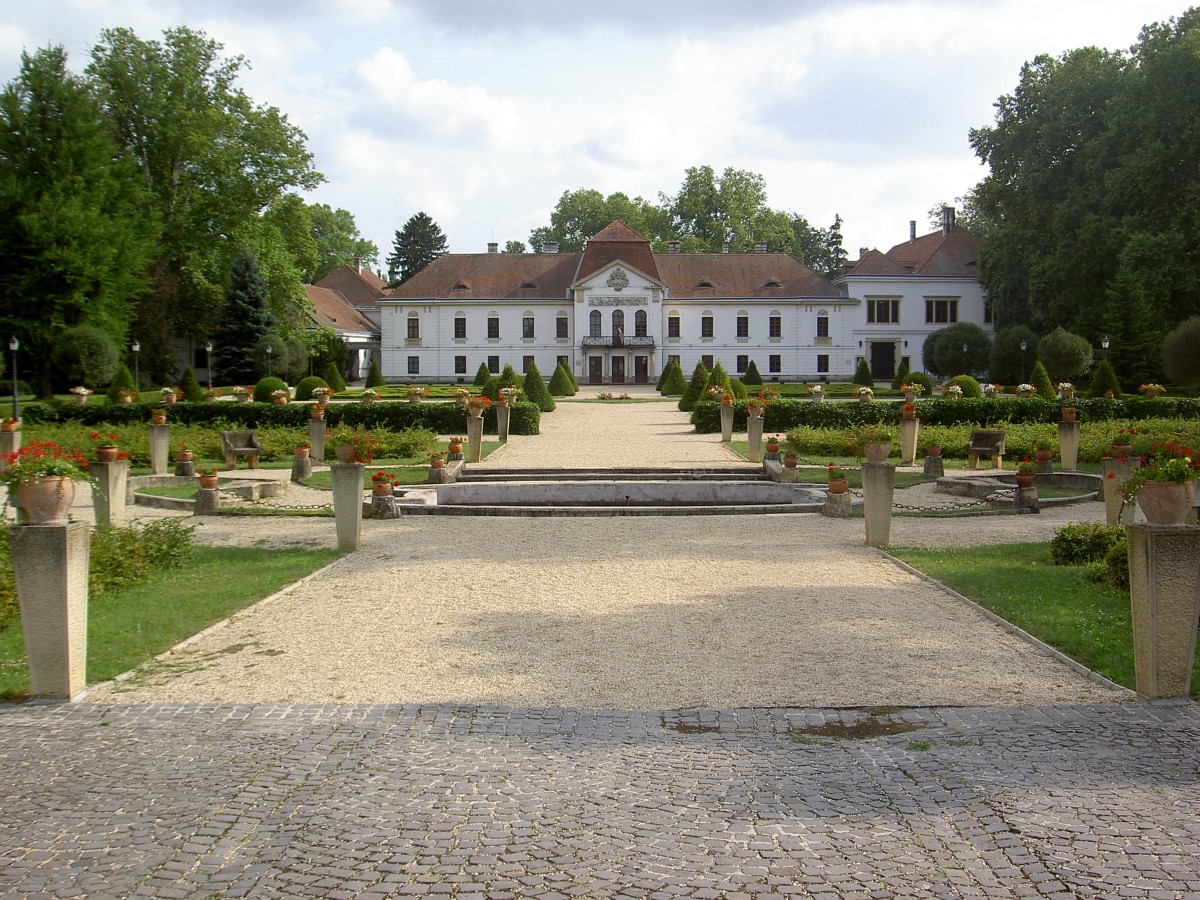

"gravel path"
[79,394,1123,708]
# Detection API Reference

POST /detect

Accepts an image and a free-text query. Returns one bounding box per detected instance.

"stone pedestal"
[862,462,895,548]
[899,418,919,466]
[1058,421,1080,470]
[10,522,90,700]
[1102,456,1139,525]
[1036,457,1054,474]
[467,416,484,463]
[823,492,853,518]
[174,461,196,477]
[0,429,20,473]
[746,416,763,463]
[1126,525,1200,701]
[148,423,170,475]
[922,453,944,479]
[370,494,399,519]
[719,405,734,443]
[194,487,220,515]
[1015,485,1039,513]
[331,462,364,551]
[291,455,313,483]
[779,465,799,484]
[90,459,128,530]
[308,419,326,462]
[497,406,510,443]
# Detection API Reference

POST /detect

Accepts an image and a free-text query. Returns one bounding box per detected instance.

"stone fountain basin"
[432,479,821,507]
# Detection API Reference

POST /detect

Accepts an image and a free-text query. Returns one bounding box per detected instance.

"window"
[867,298,899,323]
[612,309,624,337]
[984,299,993,325]
[523,316,535,339]
[589,310,602,337]
[487,355,500,373]
[769,315,782,338]
[487,316,500,339]
[701,316,714,338]
[556,355,569,370]
[407,356,419,375]
[635,309,647,337]
[454,355,467,374]
[816,315,829,338]
[523,355,534,374]
[925,298,959,324]
[667,315,680,338]
[769,354,781,374]
[454,316,466,339]
[668,354,680,366]
[816,354,829,374]
[736,354,748,373]
[701,354,714,369]
[556,314,569,339]
[407,314,420,340]
[736,315,749,338]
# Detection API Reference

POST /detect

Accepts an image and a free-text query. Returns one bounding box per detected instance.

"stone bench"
[966,429,1006,470]
[220,430,261,469]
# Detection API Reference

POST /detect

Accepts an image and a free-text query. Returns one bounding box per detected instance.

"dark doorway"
[634,356,649,384]
[612,357,626,384]
[588,356,603,385]
[869,342,896,380]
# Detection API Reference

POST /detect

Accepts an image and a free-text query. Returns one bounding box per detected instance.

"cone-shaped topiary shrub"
[852,358,874,386]
[1029,360,1055,399]
[321,363,346,393]
[679,360,709,411]
[473,361,492,386]
[179,366,206,402]
[660,359,688,396]
[1086,358,1122,397]
[548,362,575,396]
[365,359,385,388]
[743,360,763,385]
[890,357,910,391]
[705,361,732,394]
[106,363,137,403]
[729,378,747,400]
[522,362,556,411]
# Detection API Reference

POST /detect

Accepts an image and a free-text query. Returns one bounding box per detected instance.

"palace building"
[377,211,989,385]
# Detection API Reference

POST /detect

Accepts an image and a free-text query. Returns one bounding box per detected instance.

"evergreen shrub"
[179,366,206,402]
[661,360,688,396]
[548,363,575,397]
[852,359,873,386]
[679,361,709,412]
[106,364,136,403]
[253,377,288,403]
[294,376,329,402]
[743,360,763,385]
[473,362,492,387]
[946,374,982,398]
[1029,361,1055,399]
[521,362,555,412]
[321,363,347,393]
[365,359,385,388]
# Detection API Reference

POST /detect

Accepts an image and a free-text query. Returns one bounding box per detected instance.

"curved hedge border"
[22,399,541,436]
[690,396,1200,433]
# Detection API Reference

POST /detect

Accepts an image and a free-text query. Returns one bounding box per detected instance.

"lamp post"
[266,344,273,378]
[8,337,18,423]
[309,346,315,378]
[962,341,969,376]
[131,338,140,391]
[1020,339,1027,383]
[204,341,213,391]
[1102,335,1110,360]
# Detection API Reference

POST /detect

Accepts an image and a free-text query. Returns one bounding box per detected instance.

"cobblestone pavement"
[1,702,1197,898]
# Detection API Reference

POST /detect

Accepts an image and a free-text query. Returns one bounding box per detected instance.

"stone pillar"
[497,406,510,443]
[746,416,764,463]
[291,455,313,483]
[10,522,90,700]
[719,405,734,443]
[1058,421,1080,471]
[193,488,220,515]
[149,423,170,475]
[1015,485,1039,513]
[0,428,20,472]
[823,492,852,518]
[1126,525,1200,701]
[899,418,919,466]
[922,451,944,479]
[862,462,895,548]
[308,419,326,462]
[466,415,484,463]
[1102,456,1139,526]
[331,462,363,551]
[174,459,196,478]
[90,459,129,530]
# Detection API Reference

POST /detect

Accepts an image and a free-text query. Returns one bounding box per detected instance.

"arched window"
[634,309,647,337]
[589,309,602,337]
[407,312,420,340]
[556,312,569,340]
[454,313,466,340]
[816,310,829,339]
[612,309,625,337]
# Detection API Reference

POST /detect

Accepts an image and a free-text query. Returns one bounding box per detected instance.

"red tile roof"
[315,264,389,310]
[386,254,580,300]
[305,285,379,334]
[655,253,838,299]
[880,225,979,276]
[575,220,662,284]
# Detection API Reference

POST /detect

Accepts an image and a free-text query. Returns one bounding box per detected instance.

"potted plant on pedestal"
[853,424,895,463]
[197,465,219,489]
[0,440,89,525]
[1014,459,1037,488]
[90,432,121,463]
[70,385,92,404]
[827,462,849,494]
[326,424,375,464]
[1119,442,1199,526]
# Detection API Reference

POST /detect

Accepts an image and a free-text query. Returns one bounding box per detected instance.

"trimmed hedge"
[22,398,541,436]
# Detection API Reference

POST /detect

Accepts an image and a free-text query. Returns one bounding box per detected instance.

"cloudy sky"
[0,0,1189,264]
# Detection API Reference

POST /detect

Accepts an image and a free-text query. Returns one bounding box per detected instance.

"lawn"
[889,542,1200,699]
[0,546,342,700]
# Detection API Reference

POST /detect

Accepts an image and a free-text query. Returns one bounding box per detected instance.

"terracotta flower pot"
[310,408,325,420]
[119,395,133,404]
[720,397,733,407]
[1137,480,1195,527]
[901,410,915,420]
[783,455,798,469]
[372,481,394,496]
[74,394,88,405]
[497,398,509,408]
[1,420,18,432]
[828,477,849,495]
[333,444,356,464]
[448,443,463,455]
[1036,450,1053,463]
[863,442,892,464]
[1015,473,1036,489]
[273,395,288,405]
[765,442,780,454]
[15,477,75,525]
[925,446,943,457]
[468,407,485,418]
[96,446,119,463]
[198,474,219,489]
[176,450,194,463]
[1111,442,1133,459]
[151,415,166,425]
[1062,410,1076,423]
[430,458,445,469]
[163,395,177,404]
[294,447,310,459]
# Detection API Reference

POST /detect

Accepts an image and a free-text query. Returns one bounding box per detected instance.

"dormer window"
[451,281,470,292]
[520,281,537,289]
[763,280,782,289]
[697,280,715,290]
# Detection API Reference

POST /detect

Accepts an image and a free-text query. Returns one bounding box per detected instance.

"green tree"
[852,359,874,387]
[212,249,275,384]
[1028,360,1056,399]
[502,240,526,254]
[521,361,555,412]
[52,324,119,390]
[364,359,385,389]
[1162,315,1200,388]
[386,212,447,285]
[989,325,1039,385]
[548,362,575,397]
[660,360,688,396]
[87,26,322,380]
[742,360,763,386]
[1036,326,1094,383]
[306,326,348,382]
[679,360,709,412]
[921,323,992,377]
[0,46,155,397]
[530,188,667,252]
[890,357,910,391]
[321,362,346,393]
[1087,358,1122,397]
[178,365,205,401]
[106,363,136,402]
[307,202,378,281]
[473,361,492,387]
[705,360,732,394]
[499,362,520,388]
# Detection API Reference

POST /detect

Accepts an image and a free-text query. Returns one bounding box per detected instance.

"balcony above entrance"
[581,335,656,349]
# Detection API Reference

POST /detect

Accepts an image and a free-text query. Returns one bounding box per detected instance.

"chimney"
[354,256,362,273]
[754,242,767,253]
[487,242,498,254]
[542,241,559,254]
[909,221,916,242]
[941,206,955,235]
[859,247,870,259]
[722,242,730,254]
[668,241,680,254]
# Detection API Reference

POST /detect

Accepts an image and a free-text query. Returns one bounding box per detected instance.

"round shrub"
[946,375,982,398]
[253,376,289,403]
[294,376,329,402]
[905,372,934,395]
[54,324,119,389]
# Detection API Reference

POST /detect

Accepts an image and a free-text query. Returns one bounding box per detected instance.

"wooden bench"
[220,430,261,470]
[966,429,1006,470]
